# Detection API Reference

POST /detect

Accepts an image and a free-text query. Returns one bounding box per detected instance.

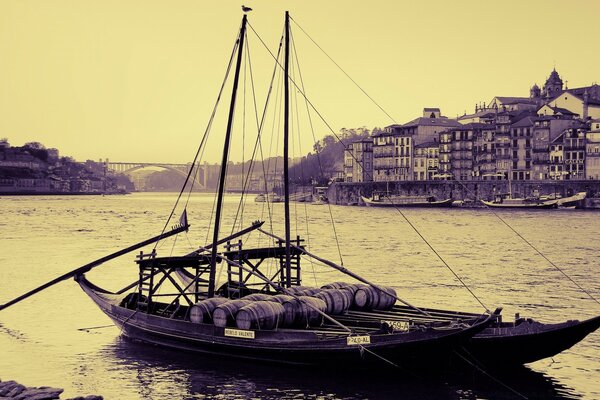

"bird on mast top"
[242,5,252,12]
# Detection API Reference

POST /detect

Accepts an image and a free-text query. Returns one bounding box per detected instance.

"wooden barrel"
[189,297,229,323]
[321,282,364,295]
[282,296,327,327]
[236,301,285,330]
[354,285,397,310]
[313,289,353,314]
[243,293,272,301]
[212,300,253,327]
[267,294,294,304]
[286,286,319,296]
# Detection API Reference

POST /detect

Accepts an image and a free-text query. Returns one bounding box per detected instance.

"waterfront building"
[374,108,459,182]
[343,138,373,183]
[549,124,588,180]
[473,124,498,180]
[438,123,492,181]
[413,141,439,180]
[372,130,396,182]
[509,116,535,181]
[586,119,600,180]
[531,117,578,180]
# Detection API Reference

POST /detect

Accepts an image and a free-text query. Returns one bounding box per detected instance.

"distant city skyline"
[1,0,599,164]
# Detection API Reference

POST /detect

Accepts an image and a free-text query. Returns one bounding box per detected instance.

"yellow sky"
[1,0,599,163]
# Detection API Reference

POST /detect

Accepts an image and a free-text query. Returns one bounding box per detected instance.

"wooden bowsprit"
[0,223,190,312]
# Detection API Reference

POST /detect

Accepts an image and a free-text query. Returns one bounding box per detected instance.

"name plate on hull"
[224,328,255,339]
[347,335,370,346]
[382,320,410,332]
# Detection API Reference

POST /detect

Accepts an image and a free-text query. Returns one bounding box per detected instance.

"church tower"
[542,68,563,99]
[530,83,541,99]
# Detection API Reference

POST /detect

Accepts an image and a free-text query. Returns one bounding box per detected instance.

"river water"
[0,193,598,399]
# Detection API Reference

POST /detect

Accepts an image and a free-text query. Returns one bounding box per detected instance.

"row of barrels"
[189,282,397,331]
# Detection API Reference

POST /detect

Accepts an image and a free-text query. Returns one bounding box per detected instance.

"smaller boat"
[556,191,587,208]
[312,186,328,205]
[481,194,558,209]
[254,193,283,203]
[361,192,453,208]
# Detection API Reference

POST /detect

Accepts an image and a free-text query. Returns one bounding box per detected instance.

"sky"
[1,0,599,164]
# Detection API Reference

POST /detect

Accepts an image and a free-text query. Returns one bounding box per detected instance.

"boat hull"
[480,200,558,209]
[361,196,453,208]
[463,316,600,366]
[76,275,491,369]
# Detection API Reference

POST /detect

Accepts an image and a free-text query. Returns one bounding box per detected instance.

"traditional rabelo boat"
[361,192,453,208]
[1,11,598,373]
[480,194,559,209]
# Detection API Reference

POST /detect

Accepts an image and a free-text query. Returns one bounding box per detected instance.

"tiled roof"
[402,117,462,128]
[511,116,536,128]
[495,96,537,105]
[414,141,439,149]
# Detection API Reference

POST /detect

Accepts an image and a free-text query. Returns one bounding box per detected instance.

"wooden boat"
[254,193,283,203]
[480,194,558,209]
[68,12,493,370]
[361,192,453,208]
[556,191,587,208]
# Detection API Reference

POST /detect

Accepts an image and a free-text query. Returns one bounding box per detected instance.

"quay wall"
[326,180,600,206]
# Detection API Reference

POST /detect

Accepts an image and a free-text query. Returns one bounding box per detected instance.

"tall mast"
[208,15,248,298]
[283,11,292,287]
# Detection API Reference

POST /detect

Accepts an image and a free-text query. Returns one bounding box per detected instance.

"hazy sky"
[1,0,598,163]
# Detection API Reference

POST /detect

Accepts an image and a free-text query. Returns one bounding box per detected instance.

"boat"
[66,12,494,370]
[480,194,559,209]
[556,191,587,208]
[254,192,283,203]
[361,192,453,208]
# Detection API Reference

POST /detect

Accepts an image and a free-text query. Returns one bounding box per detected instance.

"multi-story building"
[509,116,535,181]
[372,131,395,182]
[343,138,373,183]
[549,124,587,180]
[531,116,577,180]
[374,108,458,182]
[413,141,439,180]
[586,119,600,180]
[473,124,497,180]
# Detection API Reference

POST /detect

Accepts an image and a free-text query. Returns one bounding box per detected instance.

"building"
[343,138,372,183]
[374,108,459,182]
[473,124,497,180]
[531,117,578,180]
[413,141,439,180]
[586,119,600,179]
[549,124,587,180]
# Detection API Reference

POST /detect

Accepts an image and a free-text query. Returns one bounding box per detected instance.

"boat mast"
[208,15,248,298]
[283,11,292,287]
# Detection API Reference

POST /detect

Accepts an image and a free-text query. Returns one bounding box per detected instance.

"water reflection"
[98,336,580,400]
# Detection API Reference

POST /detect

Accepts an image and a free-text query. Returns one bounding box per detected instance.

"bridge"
[106,162,219,190]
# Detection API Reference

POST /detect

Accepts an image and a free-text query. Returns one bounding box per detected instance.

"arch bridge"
[106,162,207,188]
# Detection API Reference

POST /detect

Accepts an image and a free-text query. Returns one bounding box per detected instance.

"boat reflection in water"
[102,336,581,400]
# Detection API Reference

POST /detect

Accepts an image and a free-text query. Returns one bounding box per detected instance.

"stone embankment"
[0,379,102,400]
[326,180,600,206]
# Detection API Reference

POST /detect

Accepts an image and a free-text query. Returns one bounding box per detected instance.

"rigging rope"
[289,26,345,267]
[249,22,487,312]
[289,16,397,125]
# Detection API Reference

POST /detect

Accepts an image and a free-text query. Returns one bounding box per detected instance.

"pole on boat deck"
[283,11,292,287]
[208,15,248,298]
[0,224,189,312]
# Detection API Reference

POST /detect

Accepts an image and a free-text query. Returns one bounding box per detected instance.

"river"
[0,193,598,399]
